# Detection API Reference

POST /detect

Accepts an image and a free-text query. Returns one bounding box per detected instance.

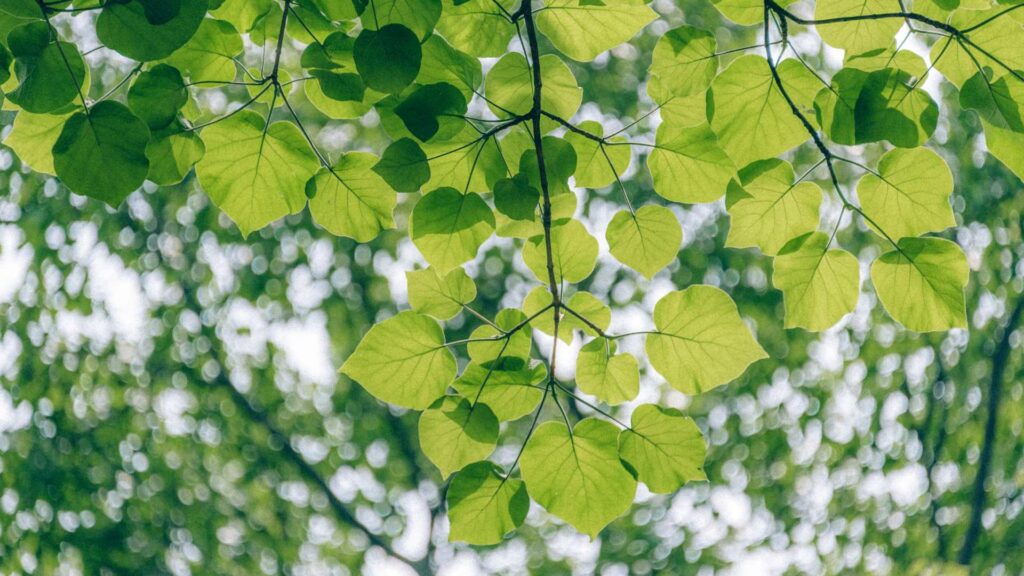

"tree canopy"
[2,0,1024,574]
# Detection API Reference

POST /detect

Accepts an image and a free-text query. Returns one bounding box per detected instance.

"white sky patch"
[0,226,32,305]
[270,312,336,388]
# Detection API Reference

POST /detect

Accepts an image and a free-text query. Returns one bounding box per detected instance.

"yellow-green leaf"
[606,205,682,278]
[870,237,968,332]
[618,404,706,493]
[646,285,767,394]
[340,311,456,409]
[772,232,860,331]
[856,147,955,240]
[418,396,498,479]
[725,159,822,256]
[520,419,637,537]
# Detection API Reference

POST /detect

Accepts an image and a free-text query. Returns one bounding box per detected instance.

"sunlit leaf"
[308,152,397,242]
[646,285,767,394]
[419,396,498,478]
[576,338,639,405]
[340,311,456,409]
[407,267,477,320]
[520,419,637,537]
[536,0,657,62]
[725,159,821,256]
[411,187,495,272]
[447,461,529,545]
[870,237,968,332]
[856,147,955,240]
[606,205,682,278]
[619,404,706,493]
[772,232,860,331]
[195,110,319,236]
[522,219,598,284]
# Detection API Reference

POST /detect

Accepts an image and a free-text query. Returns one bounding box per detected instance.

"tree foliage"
[2,0,1024,553]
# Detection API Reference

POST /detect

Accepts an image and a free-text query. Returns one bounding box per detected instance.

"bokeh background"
[2,0,1023,574]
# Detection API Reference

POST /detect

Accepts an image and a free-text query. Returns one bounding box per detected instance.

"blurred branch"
[172,279,429,574]
[922,347,952,559]
[182,357,429,574]
[958,296,1024,565]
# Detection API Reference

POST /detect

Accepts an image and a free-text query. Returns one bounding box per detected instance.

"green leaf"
[97,0,208,61]
[485,52,581,122]
[340,310,456,409]
[300,29,355,71]
[2,110,71,175]
[606,205,682,279]
[308,152,396,242]
[982,119,1024,182]
[564,121,630,189]
[522,219,598,284]
[724,159,822,255]
[435,0,515,58]
[960,70,1024,132]
[0,0,42,22]
[52,101,151,206]
[195,110,319,237]
[618,404,706,493]
[856,147,955,240]
[0,43,11,86]
[353,24,421,94]
[520,419,637,537]
[467,309,532,364]
[932,12,1024,89]
[374,138,430,192]
[406,267,477,320]
[210,0,273,33]
[562,291,611,337]
[535,0,657,62]
[646,285,767,394]
[647,122,735,203]
[127,64,188,130]
[420,124,507,193]
[870,237,968,332]
[709,55,819,167]
[7,22,85,114]
[647,25,718,103]
[418,396,498,479]
[710,0,796,25]
[854,68,938,148]
[452,358,546,421]
[417,35,482,100]
[145,124,205,186]
[411,187,495,272]
[447,461,529,545]
[394,82,467,142]
[576,338,639,405]
[361,0,441,39]
[309,70,365,103]
[815,0,901,56]
[163,19,243,84]
[772,232,860,331]
[494,173,540,221]
[518,136,577,196]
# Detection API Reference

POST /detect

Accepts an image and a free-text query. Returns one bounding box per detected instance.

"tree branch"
[958,296,1024,565]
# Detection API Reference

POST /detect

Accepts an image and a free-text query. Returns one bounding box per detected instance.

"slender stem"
[270,0,292,81]
[767,0,961,36]
[95,64,142,103]
[522,7,560,308]
[42,10,91,119]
